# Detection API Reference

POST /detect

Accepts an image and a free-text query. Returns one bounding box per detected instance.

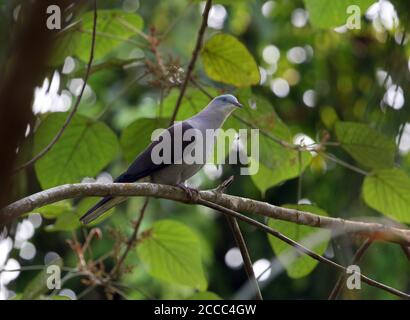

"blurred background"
[0,0,409,300]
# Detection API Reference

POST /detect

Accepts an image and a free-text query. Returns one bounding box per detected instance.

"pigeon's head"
[212,94,243,110]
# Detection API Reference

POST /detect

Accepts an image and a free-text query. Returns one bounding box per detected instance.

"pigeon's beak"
[232,101,243,108]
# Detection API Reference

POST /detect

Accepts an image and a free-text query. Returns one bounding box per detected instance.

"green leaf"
[228,91,291,141]
[268,204,331,278]
[45,197,116,231]
[50,28,82,66]
[49,295,72,300]
[22,257,63,299]
[34,201,72,219]
[52,10,144,63]
[335,122,395,169]
[303,0,374,28]
[251,151,312,196]
[120,118,168,163]
[137,220,207,290]
[34,113,119,189]
[78,10,143,61]
[45,211,81,232]
[201,33,260,87]
[363,168,410,223]
[226,93,290,166]
[161,87,219,121]
[223,92,313,194]
[189,291,222,300]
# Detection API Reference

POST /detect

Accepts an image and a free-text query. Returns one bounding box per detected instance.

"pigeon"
[80,94,243,224]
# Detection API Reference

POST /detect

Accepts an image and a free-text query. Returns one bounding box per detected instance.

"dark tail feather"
[80,196,126,224]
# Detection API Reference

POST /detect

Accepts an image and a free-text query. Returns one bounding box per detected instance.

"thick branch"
[2,182,410,246]
[198,198,409,299]
[169,0,212,125]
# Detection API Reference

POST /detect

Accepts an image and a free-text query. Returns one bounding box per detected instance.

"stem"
[225,216,263,300]
[169,0,212,125]
[110,197,149,278]
[198,199,409,300]
[328,238,373,300]
[320,152,369,176]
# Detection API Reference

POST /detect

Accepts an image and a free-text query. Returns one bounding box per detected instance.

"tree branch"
[197,198,409,299]
[2,182,410,246]
[225,215,263,300]
[110,197,149,278]
[14,0,98,173]
[216,176,262,300]
[169,0,212,125]
[1,182,409,298]
[328,238,373,299]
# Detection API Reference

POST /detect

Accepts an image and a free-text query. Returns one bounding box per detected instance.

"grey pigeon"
[80,94,243,224]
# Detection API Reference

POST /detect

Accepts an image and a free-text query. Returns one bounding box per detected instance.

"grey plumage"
[80,94,242,224]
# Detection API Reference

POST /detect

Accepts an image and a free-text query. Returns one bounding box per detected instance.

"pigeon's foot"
[177,184,200,203]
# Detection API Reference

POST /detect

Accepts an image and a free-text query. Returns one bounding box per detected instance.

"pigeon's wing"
[114,121,195,182]
[80,121,194,224]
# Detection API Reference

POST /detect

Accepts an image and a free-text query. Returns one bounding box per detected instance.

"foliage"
[335,121,395,169]
[363,168,410,223]
[268,204,331,278]
[137,220,207,290]
[2,0,410,300]
[303,0,374,28]
[34,112,119,189]
[201,33,260,87]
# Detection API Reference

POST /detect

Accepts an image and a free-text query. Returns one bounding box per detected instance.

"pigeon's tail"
[80,196,127,224]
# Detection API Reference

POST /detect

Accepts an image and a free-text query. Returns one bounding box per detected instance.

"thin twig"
[328,238,373,300]
[111,281,155,300]
[197,198,410,299]
[320,152,369,176]
[14,0,98,173]
[0,265,76,273]
[401,245,410,262]
[169,0,212,125]
[225,215,263,300]
[76,284,97,300]
[216,176,262,299]
[190,77,213,99]
[297,150,303,203]
[110,197,150,278]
